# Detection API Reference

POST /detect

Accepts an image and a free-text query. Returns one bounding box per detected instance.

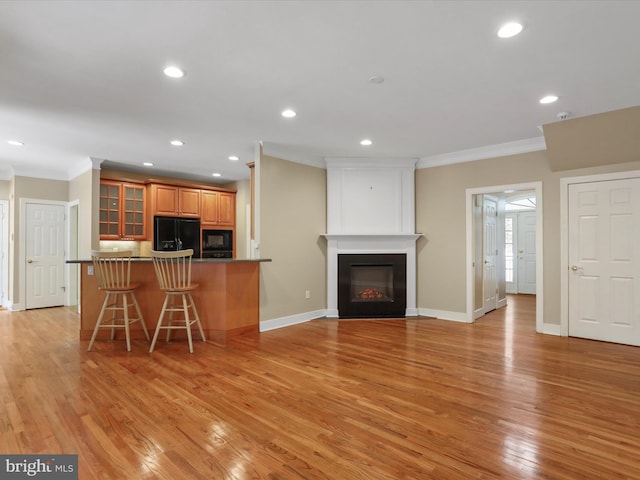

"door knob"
[27,259,33,263]
[571,265,579,271]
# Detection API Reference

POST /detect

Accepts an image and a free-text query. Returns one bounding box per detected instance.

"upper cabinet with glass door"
[99,180,146,240]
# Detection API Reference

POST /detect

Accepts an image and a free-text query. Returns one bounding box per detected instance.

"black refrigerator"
[154,216,201,258]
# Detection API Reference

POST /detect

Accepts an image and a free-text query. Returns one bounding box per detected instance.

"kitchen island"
[71,257,270,344]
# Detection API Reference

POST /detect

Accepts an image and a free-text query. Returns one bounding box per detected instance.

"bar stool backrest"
[150,249,194,291]
[91,250,134,290]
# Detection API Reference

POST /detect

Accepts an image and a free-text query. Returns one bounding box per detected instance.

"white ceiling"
[1,1,639,182]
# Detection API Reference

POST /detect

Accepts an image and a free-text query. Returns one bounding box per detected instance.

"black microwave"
[202,229,233,258]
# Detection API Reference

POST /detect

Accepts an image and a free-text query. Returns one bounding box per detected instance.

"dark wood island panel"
[75,258,270,344]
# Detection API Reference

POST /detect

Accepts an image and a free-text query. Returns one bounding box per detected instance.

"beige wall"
[416,151,640,325]
[544,106,640,171]
[224,179,250,259]
[259,155,326,321]
[68,168,98,257]
[0,180,11,199]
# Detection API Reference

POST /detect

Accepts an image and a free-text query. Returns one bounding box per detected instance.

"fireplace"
[338,254,407,318]
[324,157,420,319]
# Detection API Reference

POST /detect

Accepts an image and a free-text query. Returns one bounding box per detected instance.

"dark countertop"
[67,257,271,264]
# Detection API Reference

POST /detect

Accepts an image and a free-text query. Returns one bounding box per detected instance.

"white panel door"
[517,211,537,294]
[26,203,65,309]
[568,178,640,346]
[483,196,498,313]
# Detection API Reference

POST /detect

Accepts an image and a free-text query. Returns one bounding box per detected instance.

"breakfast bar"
[72,257,270,344]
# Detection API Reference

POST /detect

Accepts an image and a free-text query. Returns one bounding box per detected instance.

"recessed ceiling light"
[360,139,373,146]
[228,155,239,161]
[7,140,23,146]
[368,76,385,84]
[170,139,184,146]
[163,66,185,78]
[212,173,222,177]
[539,95,559,104]
[497,22,523,38]
[281,109,296,118]
[143,162,154,167]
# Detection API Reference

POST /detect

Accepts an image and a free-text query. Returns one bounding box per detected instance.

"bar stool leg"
[150,295,170,353]
[110,292,118,340]
[182,293,194,354]
[122,292,132,352]
[132,292,150,342]
[188,293,206,342]
[166,294,176,343]
[88,294,110,351]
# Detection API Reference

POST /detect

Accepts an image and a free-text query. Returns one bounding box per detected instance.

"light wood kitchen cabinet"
[201,190,235,226]
[99,180,146,240]
[149,184,200,217]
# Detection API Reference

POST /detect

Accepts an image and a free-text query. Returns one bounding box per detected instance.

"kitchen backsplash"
[98,240,152,257]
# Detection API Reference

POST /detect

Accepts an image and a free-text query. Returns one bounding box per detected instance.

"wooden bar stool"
[149,249,206,353]
[88,250,150,352]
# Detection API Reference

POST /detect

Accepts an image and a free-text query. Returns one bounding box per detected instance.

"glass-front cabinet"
[99,180,146,240]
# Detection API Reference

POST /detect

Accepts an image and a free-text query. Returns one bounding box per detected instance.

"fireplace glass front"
[350,265,394,302]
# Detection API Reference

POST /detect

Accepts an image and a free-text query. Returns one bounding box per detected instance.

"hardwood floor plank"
[1,296,640,478]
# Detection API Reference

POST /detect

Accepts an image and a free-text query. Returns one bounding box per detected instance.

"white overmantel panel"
[326,158,417,235]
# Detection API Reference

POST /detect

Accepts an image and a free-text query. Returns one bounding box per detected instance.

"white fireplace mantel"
[324,234,422,242]
[323,233,422,318]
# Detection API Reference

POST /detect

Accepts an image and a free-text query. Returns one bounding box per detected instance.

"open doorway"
[466,182,543,333]
[505,191,537,295]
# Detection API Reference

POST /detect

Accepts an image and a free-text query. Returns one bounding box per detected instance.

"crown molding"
[325,157,418,169]
[0,167,14,181]
[10,165,74,181]
[66,157,96,179]
[417,136,547,169]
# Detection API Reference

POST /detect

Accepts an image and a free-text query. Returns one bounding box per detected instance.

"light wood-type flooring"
[1,295,639,479]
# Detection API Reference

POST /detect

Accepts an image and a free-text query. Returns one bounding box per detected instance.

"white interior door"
[26,203,66,309]
[568,178,640,346]
[483,196,498,313]
[517,211,537,294]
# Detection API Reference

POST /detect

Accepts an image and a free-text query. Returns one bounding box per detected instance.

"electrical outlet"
[305,290,311,299]
[87,265,94,275]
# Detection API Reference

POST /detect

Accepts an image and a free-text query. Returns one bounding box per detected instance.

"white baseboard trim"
[497,298,508,309]
[542,323,562,336]
[325,308,339,318]
[260,307,559,333]
[10,302,23,311]
[418,308,469,323]
[260,309,327,332]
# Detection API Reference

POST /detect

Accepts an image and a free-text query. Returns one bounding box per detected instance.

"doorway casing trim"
[465,182,544,333]
[67,200,79,311]
[560,169,640,337]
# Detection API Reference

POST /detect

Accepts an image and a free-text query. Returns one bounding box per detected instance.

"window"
[505,217,514,283]
[505,195,536,211]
